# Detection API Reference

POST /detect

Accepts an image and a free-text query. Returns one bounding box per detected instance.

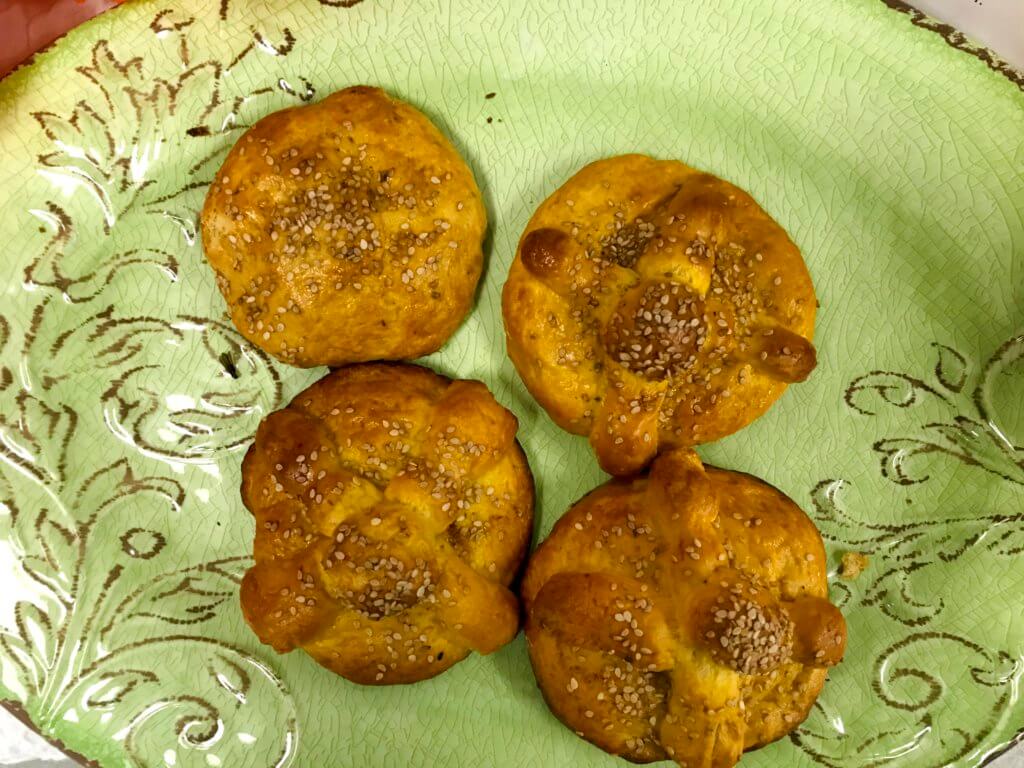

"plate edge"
[0,0,1022,93]
[0,0,1021,765]
[0,699,100,768]
[879,0,1024,91]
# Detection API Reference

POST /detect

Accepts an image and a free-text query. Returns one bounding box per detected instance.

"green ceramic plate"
[0,0,1021,766]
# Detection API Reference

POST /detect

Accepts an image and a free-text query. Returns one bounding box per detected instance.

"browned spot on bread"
[785,596,848,666]
[747,326,817,383]
[521,228,570,277]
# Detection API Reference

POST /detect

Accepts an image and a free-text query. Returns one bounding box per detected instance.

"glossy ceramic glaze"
[0,1,1021,766]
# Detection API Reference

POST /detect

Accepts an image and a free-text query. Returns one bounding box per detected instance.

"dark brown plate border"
[881,0,1023,90]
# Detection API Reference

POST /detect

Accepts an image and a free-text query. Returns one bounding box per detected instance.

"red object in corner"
[0,0,119,77]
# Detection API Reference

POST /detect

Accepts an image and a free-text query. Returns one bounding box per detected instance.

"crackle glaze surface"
[0,0,1021,766]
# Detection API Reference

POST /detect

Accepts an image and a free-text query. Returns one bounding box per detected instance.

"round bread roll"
[202,86,486,368]
[239,363,534,684]
[522,449,846,767]
[502,155,817,475]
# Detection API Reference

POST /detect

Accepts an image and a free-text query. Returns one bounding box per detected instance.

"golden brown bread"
[202,86,486,367]
[239,363,534,684]
[502,155,817,475]
[521,449,845,767]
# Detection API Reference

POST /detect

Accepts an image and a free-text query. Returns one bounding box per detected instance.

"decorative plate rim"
[4,0,1021,91]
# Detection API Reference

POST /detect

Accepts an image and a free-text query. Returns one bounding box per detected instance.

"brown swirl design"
[817,336,1023,627]
[811,478,1024,626]
[0,9,308,766]
[25,9,319,303]
[120,527,167,559]
[99,317,282,461]
[795,334,1024,765]
[100,559,249,640]
[845,338,1024,486]
[794,632,1021,766]
[12,300,283,461]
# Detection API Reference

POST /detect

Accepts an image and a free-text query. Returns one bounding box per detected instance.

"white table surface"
[2,0,1022,765]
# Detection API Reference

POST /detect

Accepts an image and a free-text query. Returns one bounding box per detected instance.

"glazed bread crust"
[240,363,534,684]
[522,449,845,766]
[502,155,816,475]
[203,86,486,367]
